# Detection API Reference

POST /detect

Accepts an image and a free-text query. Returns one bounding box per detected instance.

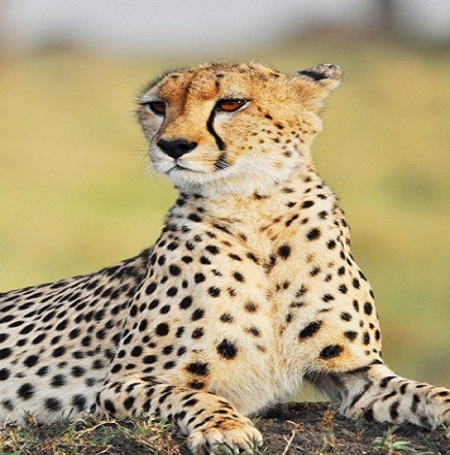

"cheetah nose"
[157,138,198,159]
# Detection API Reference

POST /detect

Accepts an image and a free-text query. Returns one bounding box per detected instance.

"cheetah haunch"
[1,62,449,454]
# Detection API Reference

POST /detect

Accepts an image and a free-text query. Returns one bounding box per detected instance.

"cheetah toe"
[188,419,263,454]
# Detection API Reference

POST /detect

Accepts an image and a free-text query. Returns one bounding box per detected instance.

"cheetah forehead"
[139,61,343,112]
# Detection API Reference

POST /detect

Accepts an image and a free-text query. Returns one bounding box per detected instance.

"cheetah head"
[137,62,342,196]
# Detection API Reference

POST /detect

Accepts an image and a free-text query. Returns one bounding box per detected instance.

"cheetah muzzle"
[1,62,449,454]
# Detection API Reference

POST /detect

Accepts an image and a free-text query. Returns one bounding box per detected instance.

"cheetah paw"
[188,419,263,454]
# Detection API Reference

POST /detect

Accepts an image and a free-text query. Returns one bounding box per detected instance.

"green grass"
[0,38,448,389]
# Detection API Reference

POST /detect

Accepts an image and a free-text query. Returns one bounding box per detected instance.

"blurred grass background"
[0,35,448,392]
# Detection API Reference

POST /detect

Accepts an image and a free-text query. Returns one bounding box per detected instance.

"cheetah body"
[1,62,448,453]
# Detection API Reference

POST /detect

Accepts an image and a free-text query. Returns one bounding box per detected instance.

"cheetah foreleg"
[97,378,263,454]
[338,363,450,429]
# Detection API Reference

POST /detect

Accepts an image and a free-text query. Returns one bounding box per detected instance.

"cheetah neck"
[167,163,333,242]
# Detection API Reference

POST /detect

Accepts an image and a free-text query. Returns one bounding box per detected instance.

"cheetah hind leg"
[97,379,263,454]
[310,363,450,429]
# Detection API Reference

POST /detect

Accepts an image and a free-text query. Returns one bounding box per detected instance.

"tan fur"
[1,62,448,454]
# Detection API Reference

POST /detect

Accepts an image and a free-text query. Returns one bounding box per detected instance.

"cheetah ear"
[292,63,343,112]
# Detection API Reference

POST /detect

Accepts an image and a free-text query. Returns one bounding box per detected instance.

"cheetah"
[0,62,449,454]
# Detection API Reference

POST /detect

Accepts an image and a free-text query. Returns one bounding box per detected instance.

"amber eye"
[148,101,166,115]
[216,99,248,112]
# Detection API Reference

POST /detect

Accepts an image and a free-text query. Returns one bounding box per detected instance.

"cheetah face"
[137,62,342,195]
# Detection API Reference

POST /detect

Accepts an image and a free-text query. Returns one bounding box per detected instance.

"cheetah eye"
[147,101,167,116]
[215,99,248,113]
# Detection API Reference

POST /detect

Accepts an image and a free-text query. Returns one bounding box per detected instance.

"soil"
[256,402,449,454]
[2,402,449,455]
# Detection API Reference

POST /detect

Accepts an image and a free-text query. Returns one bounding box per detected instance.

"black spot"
[244,302,258,312]
[299,321,322,339]
[344,331,358,341]
[188,213,202,222]
[306,228,321,241]
[379,376,396,388]
[104,399,116,414]
[72,394,87,412]
[36,366,49,377]
[0,368,10,381]
[184,398,199,408]
[232,272,244,282]
[52,346,66,358]
[160,305,171,314]
[338,284,348,294]
[208,287,221,297]
[143,355,157,364]
[363,332,370,345]
[322,294,335,302]
[285,214,299,227]
[389,401,400,420]
[217,339,237,359]
[139,320,148,332]
[246,252,259,263]
[155,323,169,336]
[0,348,12,360]
[163,361,176,370]
[17,383,35,400]
[189,380,205,390]
[186,362,209,376]
[23,355,39,368]
[320,344,344,359]
[220,313,234,323]
[301,200,315,209]
[246,326,261,337]
[364,302,373,315]
[191,328,204,339]
[131,346,143,357]
[51,375,66,388]
[352,278,360,289]
[169,265,181,276]
[338,266,345,276]
[145,283,157,295]
[19,323,35,334]
[45,397,62,412]
[205,245,219,255]
[191,308,205,321]
[194,273,206,284]
[340,312,352,321]
[278,245,291,259]
[167,286,178,297]
[180,296,193,309]
[327,240,336,250]
[69,328,81,339]
[157,256,166,266]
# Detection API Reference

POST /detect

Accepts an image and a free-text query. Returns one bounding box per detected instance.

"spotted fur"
[1,62,448,454]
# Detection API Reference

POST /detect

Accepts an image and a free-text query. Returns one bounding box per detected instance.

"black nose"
[157,138,198,159]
